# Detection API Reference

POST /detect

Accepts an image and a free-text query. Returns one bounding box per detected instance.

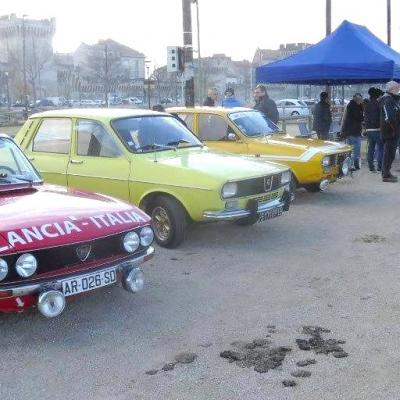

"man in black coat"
[253,84,279,124]
[313,91,332,140]
[365,87,384,172]
[341,93,364,170]
[379,81,400,182]
[203,88,218,107]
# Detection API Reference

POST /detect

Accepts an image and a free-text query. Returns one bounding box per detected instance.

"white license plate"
[258,206,283,222]
[61,268,117,297]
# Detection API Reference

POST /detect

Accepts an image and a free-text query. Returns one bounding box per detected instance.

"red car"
[0,134,154,317]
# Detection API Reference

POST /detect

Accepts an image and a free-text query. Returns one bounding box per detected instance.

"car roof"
[277,99,300,102]
[29,108,165,120]
[167,106,253,113]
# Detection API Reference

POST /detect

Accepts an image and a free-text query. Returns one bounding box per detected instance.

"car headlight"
[15,253,38,278]
[341,156,352,176]
[0,258,8,281]
[281,170,291,184]
[222,182,238,199]
[123,231,140,253]
[322,156,331,167]
[140,226,154,247]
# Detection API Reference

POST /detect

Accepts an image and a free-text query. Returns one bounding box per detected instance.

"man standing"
[253,84,279,124]
[341,93,364,170]
[379,81,400,182]
[222,88,242,107]
[203,88,218,106]
[313,91,332,140]
[365,88,384,172]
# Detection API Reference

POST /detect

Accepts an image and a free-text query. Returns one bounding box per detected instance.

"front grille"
[1,229,146,283]
[236,173,282,197]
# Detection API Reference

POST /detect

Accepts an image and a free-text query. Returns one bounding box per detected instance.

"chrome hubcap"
[152,206,171,242]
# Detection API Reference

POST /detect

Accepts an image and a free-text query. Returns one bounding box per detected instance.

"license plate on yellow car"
[258,206,283,222]
[255,191,279,204]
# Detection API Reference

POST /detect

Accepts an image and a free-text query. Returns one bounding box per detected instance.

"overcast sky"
[2,0,400,68]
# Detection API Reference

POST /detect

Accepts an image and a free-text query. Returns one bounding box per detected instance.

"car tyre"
[291,111,300,116]
[303,183,321,192]
[150,196,187,248]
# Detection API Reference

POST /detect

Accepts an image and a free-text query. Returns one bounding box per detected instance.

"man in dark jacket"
[341,93,364,170]
[379,81,400,182]
[203,88,218,106]
[253,84,279,124]
[365,87,384,172]
[313,91,332,140]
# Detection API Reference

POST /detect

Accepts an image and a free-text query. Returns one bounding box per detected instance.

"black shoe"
[382,175,398,182]
[354,160,360,170]
[377,166,382,172]
[369,166,376,172]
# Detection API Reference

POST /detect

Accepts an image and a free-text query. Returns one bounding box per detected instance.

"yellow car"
[168,107,353,192]
[15,109,293,248]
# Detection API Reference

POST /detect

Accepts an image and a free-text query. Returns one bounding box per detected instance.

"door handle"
[70,159,84,164]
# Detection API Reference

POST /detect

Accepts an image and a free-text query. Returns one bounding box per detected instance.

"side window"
[77,120,121,158]
[198,115,229,141]
[31,118,71,154]
[285,101,295,106]
[177,114,193,131]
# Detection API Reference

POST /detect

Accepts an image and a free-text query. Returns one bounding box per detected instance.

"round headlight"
[123,231,140,253]
[322,156,331,167]
[140,226,154,247]
[281,170,291,184]
[0,258,8,281]
[15,253,37,278]
[222,182,238,199]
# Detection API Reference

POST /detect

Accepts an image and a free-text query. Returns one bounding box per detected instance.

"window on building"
[31,118,71,154]
[77,119,121,157]
[198,115,229,141]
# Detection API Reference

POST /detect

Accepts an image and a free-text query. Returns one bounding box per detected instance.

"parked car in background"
[169,107,353,192]
[79,99,98,107]
[122,97,143,105]
[160,97,174,105]
[276,99,311,118]
[15,108,292,248]
[0,133,154,317]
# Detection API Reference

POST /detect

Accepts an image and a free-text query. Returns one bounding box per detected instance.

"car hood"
[251,135,352,160]
[0,185,150,255]
[136,147,288,189]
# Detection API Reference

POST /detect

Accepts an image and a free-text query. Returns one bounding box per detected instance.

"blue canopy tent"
[256,20,400,85]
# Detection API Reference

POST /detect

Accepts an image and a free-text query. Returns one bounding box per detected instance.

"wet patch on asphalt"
[145,352,198,375]
[356,234,386,243]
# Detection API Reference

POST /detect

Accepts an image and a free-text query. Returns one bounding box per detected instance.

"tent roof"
[256,20,400,85]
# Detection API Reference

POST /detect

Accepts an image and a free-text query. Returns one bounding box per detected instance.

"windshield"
[112,115,203,152]
[0,137,41,184]
[229,111,280,137]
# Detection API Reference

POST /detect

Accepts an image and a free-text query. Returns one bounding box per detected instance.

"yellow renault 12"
[15,109,293,248]
[168,107,353,192]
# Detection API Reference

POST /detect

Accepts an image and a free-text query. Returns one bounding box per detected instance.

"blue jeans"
[367,130,383,169]
[346,136,361,163]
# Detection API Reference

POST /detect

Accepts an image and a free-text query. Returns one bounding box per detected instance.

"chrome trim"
[0,247,154,298]
[203,198,286,221]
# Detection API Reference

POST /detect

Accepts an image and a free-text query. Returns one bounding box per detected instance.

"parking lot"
[1,163,399,400]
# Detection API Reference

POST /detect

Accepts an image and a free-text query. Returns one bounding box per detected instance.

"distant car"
[122,97,143,105]
[160,97,174,105]
[276,99,311,118]
[301,99,317,106]
[36,99,55,107]
[0,134,154,317]
[79,99,97,107]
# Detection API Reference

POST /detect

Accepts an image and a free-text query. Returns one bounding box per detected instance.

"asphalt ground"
[1,159,400,400]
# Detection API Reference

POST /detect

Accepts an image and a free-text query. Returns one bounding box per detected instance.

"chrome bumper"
[0,247,154,298]
[203,198,289,221]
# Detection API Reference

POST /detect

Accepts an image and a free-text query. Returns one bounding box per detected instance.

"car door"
[67,118,131,201]
[197,113,248,155]
[23,117,72,186]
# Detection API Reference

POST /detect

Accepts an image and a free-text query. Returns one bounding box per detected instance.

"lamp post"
[387,0,391,46]
[193,0,202,102]
[5,71,10,112]
[22,14,28,117]
[145,60,151,109]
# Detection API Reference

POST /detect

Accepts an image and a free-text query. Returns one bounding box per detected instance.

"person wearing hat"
[364,87,384,172]
[222,88,242,108]
[313,91,332,140]
[379,81,400,182]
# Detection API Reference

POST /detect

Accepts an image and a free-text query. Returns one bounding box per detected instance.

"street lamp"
[145,60,151,109]
[4,71,10,112]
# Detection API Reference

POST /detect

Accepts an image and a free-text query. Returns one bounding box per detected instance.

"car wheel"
[303,183,321,192]
[150,196,187,248]
[291,111,300,116]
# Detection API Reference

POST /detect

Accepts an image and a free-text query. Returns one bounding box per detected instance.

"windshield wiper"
[167,139,203,148]
[137,143,176,152]
[0,176,12,184]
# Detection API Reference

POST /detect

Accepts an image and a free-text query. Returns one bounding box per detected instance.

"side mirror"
[227,133,237,141]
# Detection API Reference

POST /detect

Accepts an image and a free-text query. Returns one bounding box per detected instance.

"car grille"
[236,173,282,197]
[1,230,146,283]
